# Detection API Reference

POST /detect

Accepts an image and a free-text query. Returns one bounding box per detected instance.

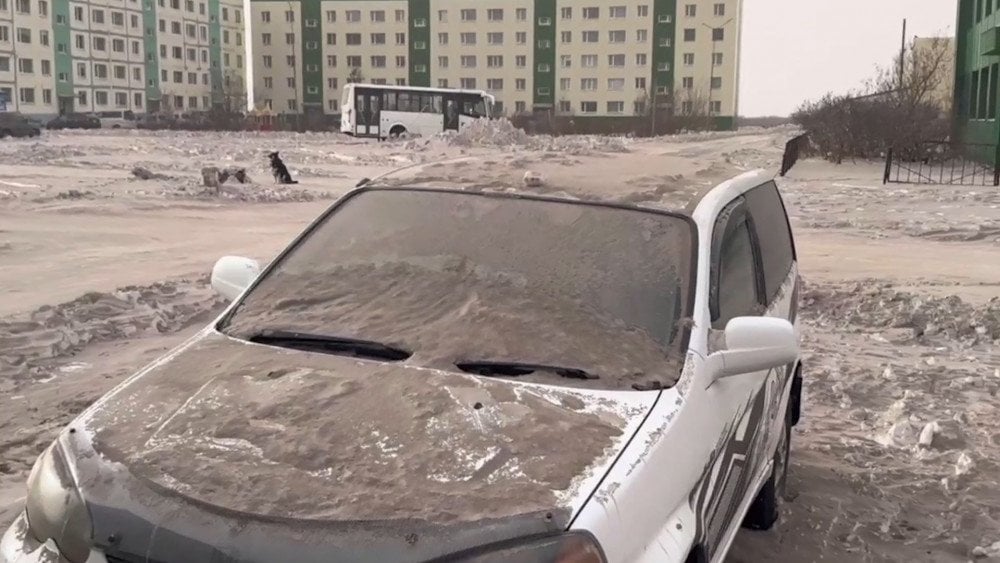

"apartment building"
[250,0,743,129]
[954,0,998,159]
[0,0,247,117]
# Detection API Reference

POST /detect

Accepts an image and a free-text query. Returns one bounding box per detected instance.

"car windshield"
[222,189,694,390]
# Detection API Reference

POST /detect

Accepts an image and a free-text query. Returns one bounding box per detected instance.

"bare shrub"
[793,37,952,163]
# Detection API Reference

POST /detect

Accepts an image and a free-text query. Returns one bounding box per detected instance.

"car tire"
[741,402,791,531]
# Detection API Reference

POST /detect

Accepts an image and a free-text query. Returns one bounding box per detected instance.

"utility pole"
[702,18,732,125]
[899,18,907,90]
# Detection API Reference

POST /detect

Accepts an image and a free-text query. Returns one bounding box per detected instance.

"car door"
[690,195,777,561]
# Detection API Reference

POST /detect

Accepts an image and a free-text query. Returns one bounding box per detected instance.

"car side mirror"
[211,256,260,302]
[705,316,798,387]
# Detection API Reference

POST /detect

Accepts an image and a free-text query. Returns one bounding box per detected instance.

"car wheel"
[741,403,791,531]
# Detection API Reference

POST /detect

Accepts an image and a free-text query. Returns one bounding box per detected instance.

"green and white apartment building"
[250,0,743,129]
[0,0,247,118]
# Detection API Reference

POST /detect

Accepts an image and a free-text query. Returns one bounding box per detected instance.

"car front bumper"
[1,513,107,563]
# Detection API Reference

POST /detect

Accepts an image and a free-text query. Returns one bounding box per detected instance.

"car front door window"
[711,198,764,329]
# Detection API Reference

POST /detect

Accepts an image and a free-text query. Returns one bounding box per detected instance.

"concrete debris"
[522,171,544,187]
[972,541,1000,559]
[131,166,169,180]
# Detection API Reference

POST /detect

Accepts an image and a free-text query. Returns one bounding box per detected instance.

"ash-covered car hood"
[66,332,656,561]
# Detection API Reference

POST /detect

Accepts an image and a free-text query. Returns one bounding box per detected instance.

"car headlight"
[448,532,606,563]
[24,442,94,563]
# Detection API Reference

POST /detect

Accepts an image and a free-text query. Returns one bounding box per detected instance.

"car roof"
[363,152,737,214]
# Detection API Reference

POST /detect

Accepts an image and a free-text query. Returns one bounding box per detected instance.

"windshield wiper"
[455,361,598,380]
[248,329,411,361]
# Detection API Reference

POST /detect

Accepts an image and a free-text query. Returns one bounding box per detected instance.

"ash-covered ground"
[1,124,998,562]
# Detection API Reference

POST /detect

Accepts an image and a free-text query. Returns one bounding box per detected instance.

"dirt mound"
[0,278,225,386]
[435,118,630,155]
[803,281,1000,344]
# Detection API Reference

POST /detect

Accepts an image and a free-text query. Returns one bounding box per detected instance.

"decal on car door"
[688,380,769,559]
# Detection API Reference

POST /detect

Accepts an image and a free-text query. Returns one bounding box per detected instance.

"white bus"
[340,83,496,140]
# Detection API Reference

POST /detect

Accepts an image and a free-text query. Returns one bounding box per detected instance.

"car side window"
[745,181,795,305]
[710,197,764,329]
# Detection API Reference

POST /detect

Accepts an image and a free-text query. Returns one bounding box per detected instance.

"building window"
[39,30,48,46]
[560,77,570,90]
[515,101,526,112]
[582,30,598,43]
[324,55,335,67]
[460,77,476,89]
[395,9,405,22]
[515,78,525,91]
[636,53,647,66]
[713,53,724,66]
[609,6,625,18]
[561,31,571,43]
[487,8,502,21]
[396,55,406,68]
[414,17,426,27]
[559,100,571,113]
[371,10,385,22]
[486,78,503,90]
[659,37,672,47]
[609,30,625,43]
[487,55,503,68]
[638,5,648,17]
[328,77,338,89]
[286,33,295,44]
[561,6,571,19]
[607,78,625,91]
[560,55,571,68]
[17,58,33,73]
[516,8,526,21]
[683,77,694,88]
[346,33,361,45]
[685,4,696,17]
[347,55,361,67]
[19,87,35,104]
[581,78,597,91]
[516,32,526,44]
[538,39,551,48]
[538,63,550,72]
[371,55,386,68]
[516,55,526,68]
[396,32,406,45]
[94,90,108,105]
[684,29,695,41]
[461,32,475,45]
[581,54,597,67]
[371,33,386,45]
[16,27,31,43]
[42,89,52,104]
[14,0,29,13]
[714,3,726,16]
[438,32,448,45]
[488,32,503,45]
[438,78,448,88]
[582,7,599,19]
[635,77,646,89]
[710,101,722,114]
[326,10,335,22]
[41,59,51,75]
[346,10,360,22]
[438,56,448,68]
[684,53,695,66]
[711,77,722,89]
[437,9,447,21]
[657,62,671,71]
[460,8,475,21]
[713,28,725,41]
[260,10,270,22]
[608,54,625,67]
[580,101,597,113]
[461,55,476,68]
[637,29,648,42]
[414,41,426,49]
[538,16,551,25]
[77,91,87,106]
[607,101,625,113]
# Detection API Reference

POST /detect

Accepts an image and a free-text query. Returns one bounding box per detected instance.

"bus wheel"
[388,125,407,139]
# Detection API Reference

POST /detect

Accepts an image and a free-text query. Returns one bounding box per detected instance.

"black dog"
[268,151,298,184]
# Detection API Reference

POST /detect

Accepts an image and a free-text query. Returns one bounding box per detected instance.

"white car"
[2,158,802,563]
[95,110,138,129]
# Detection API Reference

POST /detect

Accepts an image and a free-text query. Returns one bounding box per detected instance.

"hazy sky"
[740,0,957,116]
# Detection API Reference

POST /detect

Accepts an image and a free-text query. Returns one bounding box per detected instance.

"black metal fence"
[883,141,1000,186]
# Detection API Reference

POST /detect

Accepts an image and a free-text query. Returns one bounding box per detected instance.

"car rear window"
[745,181,795,304]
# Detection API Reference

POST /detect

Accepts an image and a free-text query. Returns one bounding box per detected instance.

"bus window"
[460,98,486,118]
[420,94,442,113]
[396,92,415,112]
[384,92,397,111]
